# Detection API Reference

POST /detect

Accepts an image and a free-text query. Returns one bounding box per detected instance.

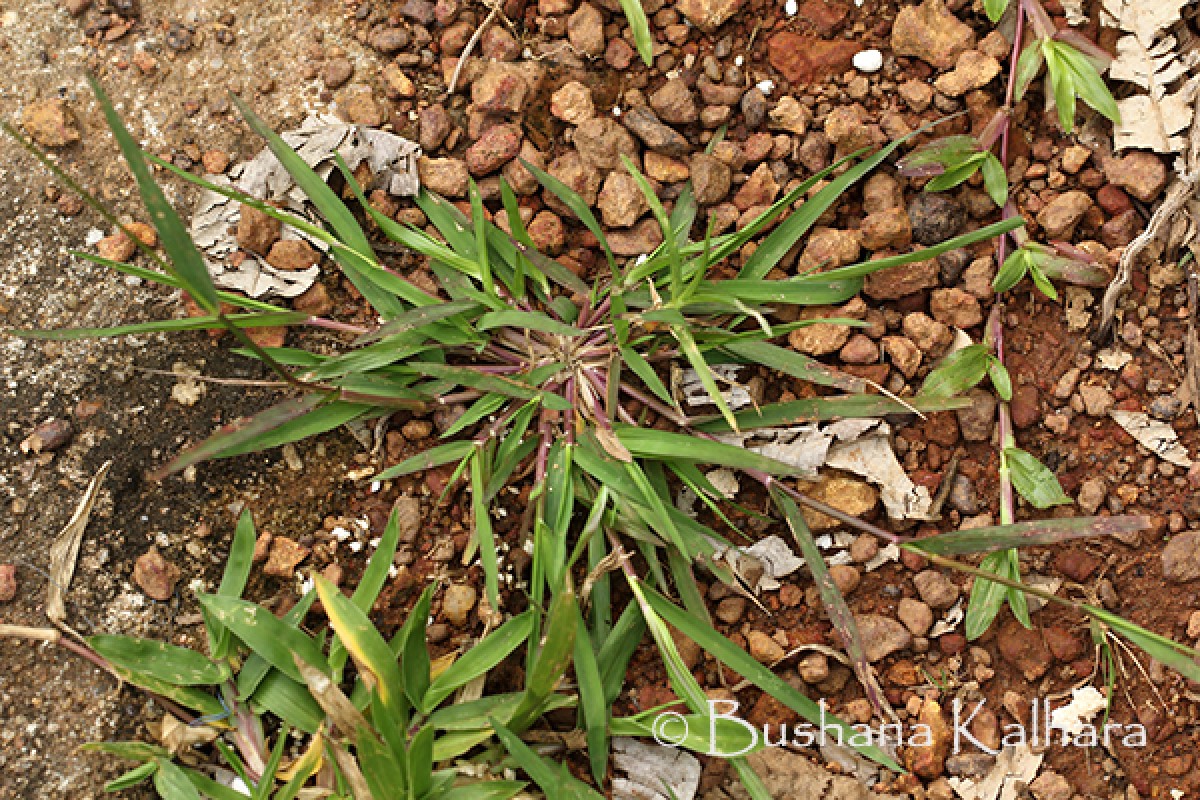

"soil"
[2,0,1200,799]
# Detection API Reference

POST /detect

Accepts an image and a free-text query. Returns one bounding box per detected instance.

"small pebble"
[853,49,883,73]
[0,564,16,603]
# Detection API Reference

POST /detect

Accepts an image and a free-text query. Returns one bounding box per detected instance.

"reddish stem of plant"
[306,317,369,335]
[997,3,1027,267]
[987,305,1017,524]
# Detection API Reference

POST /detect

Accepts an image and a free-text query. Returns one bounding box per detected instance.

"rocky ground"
[3,0,1200,798]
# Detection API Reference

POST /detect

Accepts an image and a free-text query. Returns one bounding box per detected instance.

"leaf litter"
[189,114,421,298]
[46,460,112,628]
[947,745,1044,800]
[681,361,934,522]
[1100,0,1200,153]
[612,737,701,800]
[1109,409,1194,466]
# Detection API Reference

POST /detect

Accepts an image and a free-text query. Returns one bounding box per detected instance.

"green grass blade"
[615,426,798,475]
[402,586,434,710]
[522,158,616,274]
[477,310,585,337]
[964,550,1014,640]
[469,444,501,615]
[72,250,286,312]
[643,585,901,770]
[673,324,738,432]
[905,515,1152,556]
[689,276,863,307]
[424,611,535,709]
[491,718,605,800]
[722,339,867,392]
[920,344,991,398]
[11,311,307,341]
[411,362,570,410]
[469,178,497,298]
[818,218,1025,283]
[573,610,609,784]
[105,762,158,792]
[314,575,410,724]
[250,670,324,734]
[597,602,647,704]
[621,155,682,295]
[198,594,327,681]
[236,589,317,699]
[205,508,256,659]
[153,758,201,800]
[374,440,479,480]
[510,588,578,733]
[772,487,890,719]
[155,397,371,478]
[89,635,227,686]
[618,0,654,65]
[619,345,676,407]
[1004,447,1072,508]
[1093,607,1200,683]
[354,299,479,345]
[88,76,219,314]
[694,393,970,432]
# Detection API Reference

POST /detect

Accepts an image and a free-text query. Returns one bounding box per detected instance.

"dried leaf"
[929,599,964,638]
[191,114,421,298]
[1048,686,1108,737]
[612,737,701,800]
[1103,0,1200,154]
[46,461,112,626]
[1111,35,1193,90]
[715,418,932,520]
[825,427,933,521]
[294,654,371,738]
[740,535,806,591]
[157,715,219,756]
[1110,409,1194,466]
[1101,0,1189,48]
[1095,347,1133,370]
[1115,77,1200,153]
[947,745,1043,800]
[1062,0,1088,26]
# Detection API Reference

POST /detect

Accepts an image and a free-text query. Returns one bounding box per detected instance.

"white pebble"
[755,79,775,96]
[784,0,798,15]
[853,49,883,73]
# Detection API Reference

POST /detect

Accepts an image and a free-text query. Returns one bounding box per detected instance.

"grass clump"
[5,77,1200,798]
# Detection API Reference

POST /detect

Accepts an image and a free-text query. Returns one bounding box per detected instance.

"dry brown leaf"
[295,655,371,738]
[1111,35,1193,91]
[158,714,219,756]
[1101,0,1189,47]
[46,460,111,627]
[1115,77,1200,152]
[1062,0,1088,26]
[1103,0,1199,154]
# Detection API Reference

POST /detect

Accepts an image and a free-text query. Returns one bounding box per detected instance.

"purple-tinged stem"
[305,317,370,335]
[437,390,484,406]
[997,3,1027,266]
[618,382,690,427]
[474,364,525,374]
[987,304,1017,525]
[485,343,526,365]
